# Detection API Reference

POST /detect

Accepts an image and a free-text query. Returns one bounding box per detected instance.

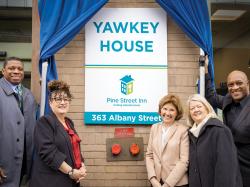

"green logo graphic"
[120,75,134,95]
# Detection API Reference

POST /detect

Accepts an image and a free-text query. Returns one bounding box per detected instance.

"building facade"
[47,1,199,186]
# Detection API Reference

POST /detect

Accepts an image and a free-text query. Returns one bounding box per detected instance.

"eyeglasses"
[52,97,71,104]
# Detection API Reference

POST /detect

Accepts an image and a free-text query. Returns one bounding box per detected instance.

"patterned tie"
[15,85,23,114]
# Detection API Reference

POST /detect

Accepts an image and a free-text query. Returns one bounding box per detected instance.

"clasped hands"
[150,177,170,187]
[69,164,87,183]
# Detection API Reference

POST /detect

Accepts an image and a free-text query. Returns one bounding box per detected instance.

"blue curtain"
[39,0,108,115]
[39,0,213,114]
[156,0,214,87]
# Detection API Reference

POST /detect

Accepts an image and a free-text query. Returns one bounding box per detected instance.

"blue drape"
[156,0,214,87]
[39,0,108,115]
[39,0,214,115]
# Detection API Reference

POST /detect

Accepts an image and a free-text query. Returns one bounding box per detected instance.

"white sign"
[85,8,168,124]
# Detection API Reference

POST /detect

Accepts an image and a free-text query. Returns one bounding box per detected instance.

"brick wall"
[55,1,199,186]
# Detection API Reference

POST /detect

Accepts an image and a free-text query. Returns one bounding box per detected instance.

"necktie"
[15,85,23,114]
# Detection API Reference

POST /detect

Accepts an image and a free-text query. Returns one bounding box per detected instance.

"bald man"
[205,58,250,187]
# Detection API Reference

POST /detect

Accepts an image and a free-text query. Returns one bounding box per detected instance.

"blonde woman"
[146,94,189,187]
[187,94,242,187]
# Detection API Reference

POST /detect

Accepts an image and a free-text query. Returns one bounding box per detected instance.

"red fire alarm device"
[130,143,140,156]
[111,144,122,155]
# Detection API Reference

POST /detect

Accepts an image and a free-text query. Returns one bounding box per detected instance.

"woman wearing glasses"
[30,80,86,187]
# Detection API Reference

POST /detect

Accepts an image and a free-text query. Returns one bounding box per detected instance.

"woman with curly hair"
[30,80,86,187]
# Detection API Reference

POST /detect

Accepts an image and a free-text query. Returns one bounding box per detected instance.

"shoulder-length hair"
[187,94,218,127]
[158,94,183,121]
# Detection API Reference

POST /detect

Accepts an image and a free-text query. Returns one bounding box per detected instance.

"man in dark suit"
[0,57,37,187]
[205,56,250,187]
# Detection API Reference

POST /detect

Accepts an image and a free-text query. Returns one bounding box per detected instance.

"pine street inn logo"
[120,75,134,95]
[106,74,147,107]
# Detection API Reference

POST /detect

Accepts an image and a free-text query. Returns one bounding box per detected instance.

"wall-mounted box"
[106,137,144,162]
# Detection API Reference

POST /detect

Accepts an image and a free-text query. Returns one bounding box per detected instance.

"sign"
[85,8,167,124]
[114,128,134,138]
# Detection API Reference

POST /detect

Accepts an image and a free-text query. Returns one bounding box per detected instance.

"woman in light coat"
[146,94,189,187]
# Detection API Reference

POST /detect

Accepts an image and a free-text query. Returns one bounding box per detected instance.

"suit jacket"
[146,121,189,187]
[30,113,83,187]
[0,78,37,187]
[205,73,250,185]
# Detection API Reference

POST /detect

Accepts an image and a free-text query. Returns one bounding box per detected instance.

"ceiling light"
[211,9,246,21]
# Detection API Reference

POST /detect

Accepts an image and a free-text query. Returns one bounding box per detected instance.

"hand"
[150,177,161,187]
[79,163,87,173]
[76,164,87,183]
[162,183,170,187]
[76,176,85,183]
[205,55,209,73]
[0,168,7,184]
[70,169,86,182]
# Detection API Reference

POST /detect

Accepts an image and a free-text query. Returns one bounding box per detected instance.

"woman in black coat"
[30,80,86,187]
[187,94,242,187]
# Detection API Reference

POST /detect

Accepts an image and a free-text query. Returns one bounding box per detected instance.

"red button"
[111,144,122,155]
[130,143,140,156]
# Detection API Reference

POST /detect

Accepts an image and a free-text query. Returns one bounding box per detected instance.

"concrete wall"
[214,30,250,87]
[0,42,32,88]
[0,0,32,7]
[0,43,31,59]
[54,1,199,186]
[214,48,250,87]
